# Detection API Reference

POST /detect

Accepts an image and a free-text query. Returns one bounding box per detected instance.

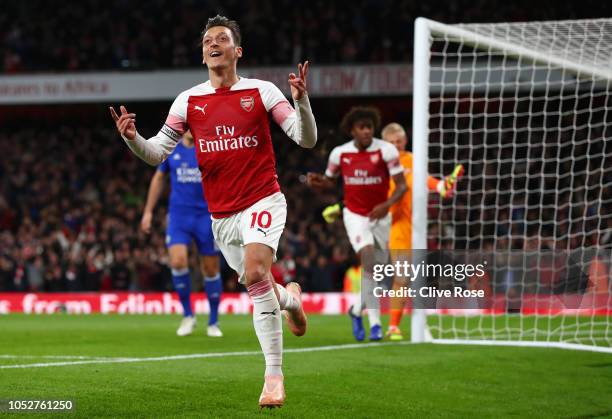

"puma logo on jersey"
[257,227,268,236]
[260,309,277,316]
[194,104,208,115]
[342,157,352,164]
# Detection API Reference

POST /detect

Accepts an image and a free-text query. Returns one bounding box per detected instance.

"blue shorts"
[166,211,219,256]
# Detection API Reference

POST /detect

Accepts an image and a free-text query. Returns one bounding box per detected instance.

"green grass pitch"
[0,314,611,418]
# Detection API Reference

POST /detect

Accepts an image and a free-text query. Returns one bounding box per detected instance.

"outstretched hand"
[109,105,137,140]
[306,172,329,189]
[289,61,309,101]
[440,164,465,199]
[322,203,342,224]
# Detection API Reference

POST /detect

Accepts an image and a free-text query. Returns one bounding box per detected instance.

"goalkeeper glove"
[322,203,342,224]
[439,164,464,199]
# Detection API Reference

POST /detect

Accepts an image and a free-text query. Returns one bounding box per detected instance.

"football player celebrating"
[111,15,315,408]
[307,107,407,341]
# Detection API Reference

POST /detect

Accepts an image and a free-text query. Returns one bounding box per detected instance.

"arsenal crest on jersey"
[370,154,380,164]
[240,96,255,112]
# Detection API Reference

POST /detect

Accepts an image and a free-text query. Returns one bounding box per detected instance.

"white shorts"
[343,207,391,253]
[211,192,287,284]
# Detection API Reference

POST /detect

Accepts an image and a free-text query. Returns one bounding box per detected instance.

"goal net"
[411,18,612,352]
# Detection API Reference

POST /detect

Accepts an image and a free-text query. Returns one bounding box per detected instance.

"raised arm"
[110,104,182,166]
[438,164,464,198]
[270,61,317,149]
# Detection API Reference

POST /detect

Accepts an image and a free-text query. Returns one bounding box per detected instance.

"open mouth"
[209,51,222,57]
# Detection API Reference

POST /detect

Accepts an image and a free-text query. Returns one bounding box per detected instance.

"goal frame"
[410,17,612,353]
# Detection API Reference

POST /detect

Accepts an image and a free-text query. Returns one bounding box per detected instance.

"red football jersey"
[325,139,403,216]
[162,78,292,218]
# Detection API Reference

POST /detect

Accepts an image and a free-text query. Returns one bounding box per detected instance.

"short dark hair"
[203,15,241,46]
[340,106,382,135]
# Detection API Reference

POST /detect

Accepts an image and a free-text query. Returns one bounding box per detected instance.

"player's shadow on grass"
[584,362,612,368]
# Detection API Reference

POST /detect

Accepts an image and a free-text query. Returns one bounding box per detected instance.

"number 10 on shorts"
[250,211,272,229]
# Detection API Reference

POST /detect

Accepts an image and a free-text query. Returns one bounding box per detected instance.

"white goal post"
[411,17,612,353]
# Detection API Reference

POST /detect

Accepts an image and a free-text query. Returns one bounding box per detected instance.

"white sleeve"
[263,81,317,149]
[122,92,188,166]
[122,130,179,166]
[325,147,342,178]
[259,81,287,112]
[381,142,403,176]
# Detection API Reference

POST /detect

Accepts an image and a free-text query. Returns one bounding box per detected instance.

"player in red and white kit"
[109,15,316,408]
[307,107,407,341]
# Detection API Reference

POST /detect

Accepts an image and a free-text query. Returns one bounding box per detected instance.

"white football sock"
[247,280,283,377]
[367,309,381,327]
[361,271,381,327]
[351,293,363,317]
[275,283,299,311]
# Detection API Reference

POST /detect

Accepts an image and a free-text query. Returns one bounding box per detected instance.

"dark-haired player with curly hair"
[307,106,407,341]
[110,15,316,408]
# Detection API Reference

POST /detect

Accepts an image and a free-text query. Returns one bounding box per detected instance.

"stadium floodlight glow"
[412,17,612,353]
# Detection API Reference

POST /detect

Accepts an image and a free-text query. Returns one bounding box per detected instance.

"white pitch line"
[0,355,129,360]
[0,341,412,370]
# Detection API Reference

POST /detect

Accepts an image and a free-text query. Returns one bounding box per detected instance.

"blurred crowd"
[2,0,609,73]
[0,122,353,293]
[1,100,610,294]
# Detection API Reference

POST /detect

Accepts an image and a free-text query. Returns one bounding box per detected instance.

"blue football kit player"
[141,131,223,337]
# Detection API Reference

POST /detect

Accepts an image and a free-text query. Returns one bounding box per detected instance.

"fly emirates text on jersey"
[198,125,259,153]
[343,169,383,185]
